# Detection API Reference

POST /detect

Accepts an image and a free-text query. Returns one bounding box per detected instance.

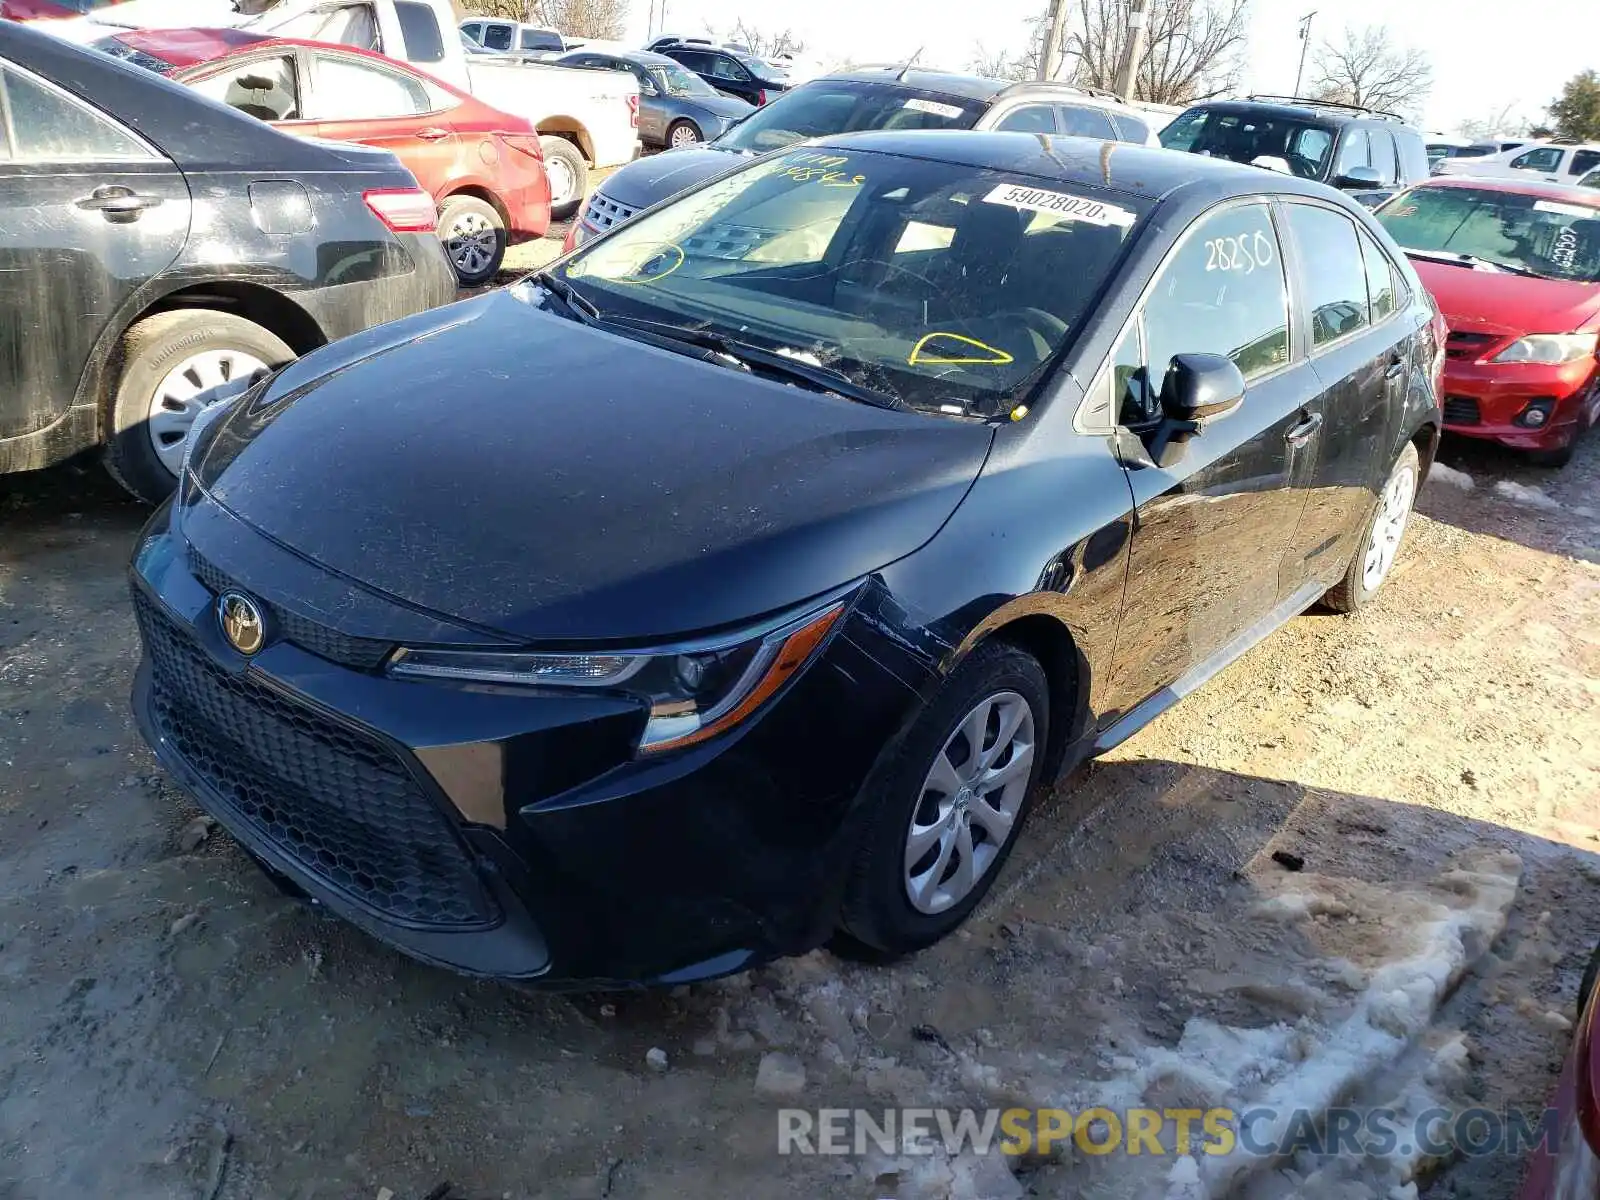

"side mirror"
[1145,353,1246,468]
[1336,165,1383,190]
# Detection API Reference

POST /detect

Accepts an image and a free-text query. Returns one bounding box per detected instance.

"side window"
[1333,129,1371,177]
[1141,202,1291,393]
[1285,203,1371,347]
[395,1,445,64]
[1394,131,1430,183]
[1111,322,1158,426]
[1109,112,1150,144]
[1568,150,1600,177]
[1368,130,1398,187]
[190,56,301,122]
[671,50,710,72]
[1057,104,1116,139]
[460,21,481,42]
[1510,147,1562,172]
[282,3,380,51]
[1360,230,1397,322]
[994,104,1056,134]
[709,55,750,82]
[308,55,431,119]
[1,65,154,160]
[481,23,513,51]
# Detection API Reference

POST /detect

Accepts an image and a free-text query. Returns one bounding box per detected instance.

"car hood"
[191,290,993,643]
[597,144,742,208]
[679,93,755,121]
[1410,257,1600,335]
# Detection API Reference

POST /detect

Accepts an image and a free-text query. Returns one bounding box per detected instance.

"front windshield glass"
[1377,186,1600,282]
[1160,108,1337,180]
[651,62,717,97]
[715,81,985,154]
[548,147,1149,416]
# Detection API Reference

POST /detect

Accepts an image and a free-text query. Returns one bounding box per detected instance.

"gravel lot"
[3,279,1598,1198]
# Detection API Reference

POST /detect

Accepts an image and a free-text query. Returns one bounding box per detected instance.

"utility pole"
[1292,11,1316,97]
[1037,0,1070,81]
[1113,0,1148,102]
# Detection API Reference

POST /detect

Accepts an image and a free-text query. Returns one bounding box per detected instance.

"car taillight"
[628,94,639,127]
[497,132,546,162]
[756,89,767,106]
[363,188,437,233]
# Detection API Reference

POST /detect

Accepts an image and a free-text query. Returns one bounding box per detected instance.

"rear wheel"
[667,119,703,149]
[438,194,506,287]
[539,135,588,221]
[1323,442,1419,613]
[104,310,292,504]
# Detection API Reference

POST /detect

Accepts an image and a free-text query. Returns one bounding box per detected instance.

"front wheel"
[539,135,588,221]
[438,194,506,287]
[667,119,703,149]
[1323,442,1419,613]
[840,642,1050,955]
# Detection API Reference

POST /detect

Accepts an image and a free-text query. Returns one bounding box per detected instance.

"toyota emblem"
[218,591,265,656]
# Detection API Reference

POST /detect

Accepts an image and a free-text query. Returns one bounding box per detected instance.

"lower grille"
[581,190,636,232]
[1446,331,1498,361]
[1443,395,1482,426]
[135,588,497,929]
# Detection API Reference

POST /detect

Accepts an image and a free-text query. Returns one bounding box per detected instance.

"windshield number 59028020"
[1205,230,1274,274]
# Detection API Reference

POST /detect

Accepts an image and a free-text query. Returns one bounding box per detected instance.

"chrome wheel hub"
[670,124,699,148]
[904,691,1035,915]
[443,209,497,277]
[546,157,577,207]
[1361,462,1416,592]
[146,348,270,477]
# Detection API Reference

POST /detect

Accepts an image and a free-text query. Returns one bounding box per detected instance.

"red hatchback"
[1376,177,1600,466]
[100,28,551,286]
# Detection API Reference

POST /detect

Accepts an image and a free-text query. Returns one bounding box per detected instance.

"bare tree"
[461,0,524,19]
[1458,103,1526,141]
[726,20,805,59]
[1310,25,1432,117]
[968,43,1035,82]
[1067,0,1249,104]
[462,0,629,36]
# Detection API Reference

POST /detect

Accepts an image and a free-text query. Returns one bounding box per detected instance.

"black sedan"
[130,132,1444,985]
[654,40,788,108]
[0,21,456,503]
[553,47,752,149]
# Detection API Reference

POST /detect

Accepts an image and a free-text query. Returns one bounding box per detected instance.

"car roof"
[1177,97,1373,128]
[812,129,1346,203]
[812,67,1009,103]
[573,48,678,68]
[1410,175,1600,209]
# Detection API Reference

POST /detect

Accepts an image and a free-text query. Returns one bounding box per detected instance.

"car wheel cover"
[444,208,498,278]
[146,348,270,477]
[670,123,700,147]
[904,690,1035,915]
[546,157,577,206]
[1361,460,1416,592]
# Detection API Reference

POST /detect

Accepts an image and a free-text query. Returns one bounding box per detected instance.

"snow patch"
[1426,463,1475,491]
[1492,480,1562,511]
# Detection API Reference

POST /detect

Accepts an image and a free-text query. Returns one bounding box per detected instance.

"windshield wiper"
[531,269,601,323]
[1401,248,1542,278]
[596,315,906,411]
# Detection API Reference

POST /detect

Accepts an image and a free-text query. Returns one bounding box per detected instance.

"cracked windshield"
[548,146,1150,416]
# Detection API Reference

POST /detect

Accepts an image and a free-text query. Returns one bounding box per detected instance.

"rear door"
[301,50,459,200]
[1100,199,1323,715]
[0,60,189,443]
[990,103,1058,134]
[1565,149,1600,184]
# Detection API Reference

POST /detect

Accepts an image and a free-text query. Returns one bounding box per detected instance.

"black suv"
[650,40,790,107]
[1160,95,1430,207]
[0,21,456,503]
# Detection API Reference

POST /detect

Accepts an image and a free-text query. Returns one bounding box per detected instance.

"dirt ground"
[3,368,1599,1198]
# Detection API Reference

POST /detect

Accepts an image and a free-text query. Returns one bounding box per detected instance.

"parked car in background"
[0,20,455,502]
[1425,136,1502,169]
[1376,177,1600,466]
[458,17,564,57]
[1434,139,1600,187]
[568,68,1162,248]
[1516,938,1600,1200]
[98,27,551,285]
[2,0,126,17]
[1583,168,1600,190]
[1160,95,1430,207]
[553,47,750,148]
[130,130,1442,985]
[41,0,638,217]
[651,38,788,107]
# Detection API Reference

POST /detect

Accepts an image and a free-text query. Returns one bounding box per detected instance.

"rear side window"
[308,55,432,119]
[1285,204,1370,347]
[1394,131,1429,182]
[1110,111,1149,143]
[0,65,153,161]
[1569,150,1600,177]
[481,23,513,51]
[669,49,711,71]
[1058,104,1116,139]
[1368,130,1398,187]
[395,1,445,63]
[1360,231,1398,321]
[995,104,1056,134]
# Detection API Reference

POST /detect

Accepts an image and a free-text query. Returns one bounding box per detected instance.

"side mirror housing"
[1144,353,1246,468]
[1335,164,1383,190]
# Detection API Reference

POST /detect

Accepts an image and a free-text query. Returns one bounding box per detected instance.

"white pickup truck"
[42,0,639,213]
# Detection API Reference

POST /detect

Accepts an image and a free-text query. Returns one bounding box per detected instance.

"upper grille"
[1446,331,1499,361]
[187,546,393,671]
[1442,395,1482,426]
[581,190,636,232]
[135,588,498,930]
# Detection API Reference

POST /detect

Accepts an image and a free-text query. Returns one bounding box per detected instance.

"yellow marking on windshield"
[612,242,685,284]
[781,150,866,188]
[908,333,1015,367]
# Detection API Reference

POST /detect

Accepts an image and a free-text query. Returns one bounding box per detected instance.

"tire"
[840,641,1050,955]
[539,135,588,221]
[666,119,703,149]
[1323,442,1420,613]
[438,194,506,287]
[104,310,293,505]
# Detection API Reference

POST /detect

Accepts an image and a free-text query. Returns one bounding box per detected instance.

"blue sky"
[629,0,1600,133]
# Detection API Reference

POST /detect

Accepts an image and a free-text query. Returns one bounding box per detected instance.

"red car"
[100,28,550,286]
[1519,943,1600,1199]
[1376,177,1600,466]
[1,0,124,17]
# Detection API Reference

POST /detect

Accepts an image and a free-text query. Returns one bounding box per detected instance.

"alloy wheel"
[546,158,577,207]
[670,123,701,148]
[1361,460,1416,591]
[904,691,1036,915]
[146,348,270,476]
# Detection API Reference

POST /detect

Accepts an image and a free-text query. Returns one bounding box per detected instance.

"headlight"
[1491,333,1596,365]
[387,600,847,754]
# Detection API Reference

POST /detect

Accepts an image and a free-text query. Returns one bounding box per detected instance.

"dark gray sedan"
[554,48,753,149]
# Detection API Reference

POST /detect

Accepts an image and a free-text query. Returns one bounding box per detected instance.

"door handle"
[415,127,451,141]
[1384,354,1406,381]
[76,185,163,221]
[1285,412,1323,447]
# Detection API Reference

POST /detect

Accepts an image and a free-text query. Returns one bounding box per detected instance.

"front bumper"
[128,501,921,985]
[1440,354,1599,451]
